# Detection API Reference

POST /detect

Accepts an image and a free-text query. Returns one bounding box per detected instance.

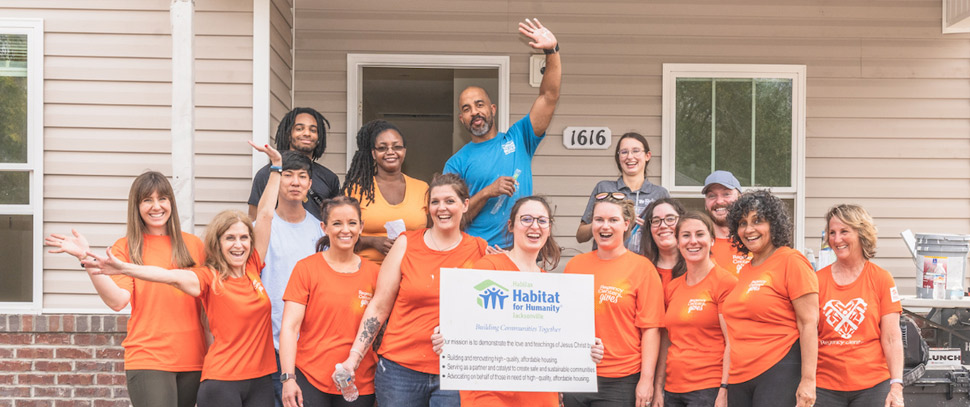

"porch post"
[171,0,195,233]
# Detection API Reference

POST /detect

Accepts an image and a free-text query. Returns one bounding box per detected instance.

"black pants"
[126,369,201,407]
[562,373,639,407]
[728,340,802,407]
[296,368,376,407]
[664,387,718,407]
[816,380,890,407]
[197,375,275,407]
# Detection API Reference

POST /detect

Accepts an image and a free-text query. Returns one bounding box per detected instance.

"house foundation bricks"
[0,314,130,406]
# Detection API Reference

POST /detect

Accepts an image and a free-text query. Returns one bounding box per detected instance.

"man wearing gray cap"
[703,170,751,273]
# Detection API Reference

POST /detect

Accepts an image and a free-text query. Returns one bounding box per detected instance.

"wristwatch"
[280,373,295,383]
[544,44,559,55]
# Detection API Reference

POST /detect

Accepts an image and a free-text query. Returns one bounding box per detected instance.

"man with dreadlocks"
[342,119,429,264]
[444,18,561,247]
[248,107,340,221]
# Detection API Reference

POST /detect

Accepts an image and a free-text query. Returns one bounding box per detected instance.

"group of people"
[42,18,906,407]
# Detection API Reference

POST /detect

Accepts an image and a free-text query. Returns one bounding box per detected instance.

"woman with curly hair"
[342,119,429,264]
[721,190,819,407]
[815,204,903,407]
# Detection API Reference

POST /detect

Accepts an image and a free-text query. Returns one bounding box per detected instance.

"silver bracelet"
[889,378,903,385]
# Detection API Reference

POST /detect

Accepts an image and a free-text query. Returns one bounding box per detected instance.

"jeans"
[272,350,283,407]
[374,356,459,407]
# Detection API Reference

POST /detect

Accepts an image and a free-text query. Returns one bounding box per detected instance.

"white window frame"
[661,64,806,250]
[345,53,510,171]
[0,19,44,312]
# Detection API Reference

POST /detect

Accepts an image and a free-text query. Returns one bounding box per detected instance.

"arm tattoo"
[358,317,382,345]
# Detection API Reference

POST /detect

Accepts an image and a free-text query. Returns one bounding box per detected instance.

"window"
[661,64,806,248]
[0,19,43,309]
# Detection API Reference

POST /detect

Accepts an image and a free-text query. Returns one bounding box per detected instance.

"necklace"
[427,230,460,251]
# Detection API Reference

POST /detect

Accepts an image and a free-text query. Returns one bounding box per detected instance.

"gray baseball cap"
[702,170,742,194]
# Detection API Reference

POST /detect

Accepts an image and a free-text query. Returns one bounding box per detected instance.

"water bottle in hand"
[333,363,359,402]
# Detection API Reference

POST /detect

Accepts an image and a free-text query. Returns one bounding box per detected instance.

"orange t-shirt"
[663,266,738,393]
[816,262,901,391]
[283,253,380,395]
[657,267,673,290]
[192,251,276,381]
[711,237,751,274]
[353,175,429,264]
[378,229,487,374]
[564,250,665,378]
[110,233,207,371]
[722,247,818,383]
[459,253,559,407]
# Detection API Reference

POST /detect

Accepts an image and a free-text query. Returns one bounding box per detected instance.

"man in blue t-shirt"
[444,18,562,247]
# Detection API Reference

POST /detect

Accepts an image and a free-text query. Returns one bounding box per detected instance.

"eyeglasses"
[595,192,626,201]
[617,148,645,157]
[519,215,551,229]
[649,215,679,227]
[373,145,405,153]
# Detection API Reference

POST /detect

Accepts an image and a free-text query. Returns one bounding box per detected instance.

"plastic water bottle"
[932,264,947,300]
[489,169,522,215]
[333,363,359,402]
[804,248,817,271]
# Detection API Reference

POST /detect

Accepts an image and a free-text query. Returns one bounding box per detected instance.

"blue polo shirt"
[444,115,543,247]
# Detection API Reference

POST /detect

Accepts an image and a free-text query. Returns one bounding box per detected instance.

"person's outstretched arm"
[519,18,561,137]
[250,141,283,260]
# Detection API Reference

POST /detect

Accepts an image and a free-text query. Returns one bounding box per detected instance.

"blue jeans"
[375,356,459,407]
[271,351,283,407]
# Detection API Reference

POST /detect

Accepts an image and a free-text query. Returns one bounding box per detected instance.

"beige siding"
[270,0,294,136]
[0,1,255,310]
[295,0,970,290]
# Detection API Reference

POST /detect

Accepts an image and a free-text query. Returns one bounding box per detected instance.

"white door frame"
[346,54,510,170]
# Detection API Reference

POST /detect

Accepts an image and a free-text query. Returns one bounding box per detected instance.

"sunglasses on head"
[595,192,626,201]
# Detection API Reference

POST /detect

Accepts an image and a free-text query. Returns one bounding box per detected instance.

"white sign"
[563,127,611,150]
[927,347,962,368]
[439,268,596,392]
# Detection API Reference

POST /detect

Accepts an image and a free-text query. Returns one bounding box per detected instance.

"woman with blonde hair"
[82,208,276,407]
[815,204,903,407]
[45,171,206,407]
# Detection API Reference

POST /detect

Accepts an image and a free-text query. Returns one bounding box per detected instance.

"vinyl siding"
[0,0,255,311]
[270,0,293,136]
[294,0,970,291]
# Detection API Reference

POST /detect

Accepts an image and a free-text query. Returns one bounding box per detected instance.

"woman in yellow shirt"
[343,120,430,264]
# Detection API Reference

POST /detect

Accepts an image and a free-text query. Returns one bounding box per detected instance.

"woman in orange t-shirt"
[721,190,819,407]
[429,196,605,407]
[337,173,487,407]
[639,197,686,289]
[343,119,430,264]
[816,204,903,407]
[278,196,380,407]
[658,211,738,407]
[45,171,206,407]
[84,209,276,407]
[564,192,665,407]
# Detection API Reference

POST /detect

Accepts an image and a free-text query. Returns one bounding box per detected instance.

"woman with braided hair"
[343,119,429,264]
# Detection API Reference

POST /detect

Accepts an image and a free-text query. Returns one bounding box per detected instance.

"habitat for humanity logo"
[475,280,509,310]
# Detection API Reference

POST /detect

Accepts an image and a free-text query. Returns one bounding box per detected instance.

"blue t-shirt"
[444,115,543,246]
[261,210,323,349]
